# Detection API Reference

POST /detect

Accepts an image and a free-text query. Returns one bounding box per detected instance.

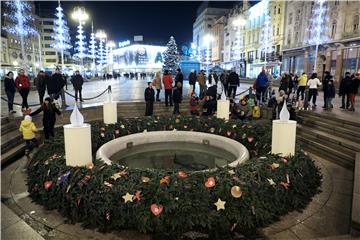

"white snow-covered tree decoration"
[89,23,97,67]
[306,0,330,71]
[74,23,87,60]
[97,39,106,65]
[52,0,71,68]
[2,0,37,66]
[261,13,272,67]
[162,36,180,74]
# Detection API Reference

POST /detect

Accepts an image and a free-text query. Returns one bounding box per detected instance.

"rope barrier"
[235,87,252,97]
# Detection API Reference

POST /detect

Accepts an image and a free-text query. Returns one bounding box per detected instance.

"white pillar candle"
[103,101,117,124]
[63,124,92,167]
[271,120,297,157]
[217,99,230,120]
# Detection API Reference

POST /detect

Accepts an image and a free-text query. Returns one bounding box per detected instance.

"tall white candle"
[217,100,230,120]
[103,101,117,124]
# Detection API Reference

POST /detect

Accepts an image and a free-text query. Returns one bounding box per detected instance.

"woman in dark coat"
[4,71,16,113]
[30,97,61,140]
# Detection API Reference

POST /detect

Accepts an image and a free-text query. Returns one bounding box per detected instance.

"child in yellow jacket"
[19,115,38,155]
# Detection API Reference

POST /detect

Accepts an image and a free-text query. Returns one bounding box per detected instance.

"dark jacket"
[34,73,48,92]
[4,76,16,93]
[228,72,240,86]
[144,87,155,101]
[175,72,184,85]
[220,72,228,84]
[71,75,84,90]
[208,73,218,85]
[324,81,336,98]
[339,76,352,95]
[322,73,332,91]
[279,75,290,92]
[47,73,65,94]
[206,85,217,99]
[349,76,360,94]
[30,103,61,126]
[173,87,182,103]
[256,72,268,88]
[188,72,197,85]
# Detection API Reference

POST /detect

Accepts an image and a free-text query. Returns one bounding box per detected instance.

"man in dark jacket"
[228,70,240,99]
[175,68,184,96]
[339,72,352,109]
[255,69,269,104]
[144,82,155,116]
[34,70,48,104]
[71,70,84,102]
[172,82,182,115]
[208,70,218,86]
[47,68,66,106]
[4,71,16,113]
[322,71,332,108]
[220,70,228,96]
[188,70,197,93]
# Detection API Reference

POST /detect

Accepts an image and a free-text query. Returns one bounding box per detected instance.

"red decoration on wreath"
[44,180,53,190]
[247,136,254,143]
[160,176,170,185]
[177,171,188,178]
[150,204,163,216]
[205,177,216,188]
[133,191,141,201]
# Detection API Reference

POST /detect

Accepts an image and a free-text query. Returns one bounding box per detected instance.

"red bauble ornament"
[44,180,53,190]
[150,204,163,216]
[205,177,216,188]
[247,136,254,143]
[178,171,188,178]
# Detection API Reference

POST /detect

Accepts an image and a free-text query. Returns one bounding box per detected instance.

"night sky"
[35,1,238,48]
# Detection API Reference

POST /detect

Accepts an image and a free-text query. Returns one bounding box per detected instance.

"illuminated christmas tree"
[2,0,37,67]
[163,36,180,74]
[261,13,272,68]
[89,23,97,72]
[52,0,71,69]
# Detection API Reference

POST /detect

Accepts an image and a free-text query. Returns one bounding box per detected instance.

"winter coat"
[324,81,336,98]
[15,75,30,90]
[220,73,228,84]
[19,119,37,140]
[298,74,308,86]
[162,75,173,90]
[307,78,322,89]
[339,76,352,95]
[228,72,240,86]
[279,76,290,92]
[349,76,360,95]
[30,103,61,126]
[197,73,206,86]
[238,103,252,117]
[206,85,217,99]
[188,72,197,85]
[34,73,48,92]
[154,74,162,89]
[144,87,155,101]
[216,81,223,95]
[173,87,182,103]
[71,75,84,90]
[255,72,268,88]
[208,73,218,85]
[189,96,198,112]
[175,72,184,85]
[4,76,16,93]
[47,73,65,94]
[322,74,332,91]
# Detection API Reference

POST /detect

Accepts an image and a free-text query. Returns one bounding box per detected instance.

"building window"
[278,7,281,14]
[277,25,280,35]
[331,21,337,38]
[44,36,52,40]
[273,6,277,15]
[353,15,359,31]
[289,13,293,24]
[46,59,56,63]
[45,51,56,56]
[287,31,291,45]
[273,26,275,36]
[43,28,53,33]
[42,20,53,25]
[295,32,299,42]
[335,0,339,5]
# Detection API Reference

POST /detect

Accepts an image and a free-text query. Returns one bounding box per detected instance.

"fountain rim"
[96,130,250,170]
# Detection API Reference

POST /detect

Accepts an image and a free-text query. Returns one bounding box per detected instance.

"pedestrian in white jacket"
[307,73,322,107]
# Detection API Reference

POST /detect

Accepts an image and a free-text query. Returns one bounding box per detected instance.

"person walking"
[48,68,66,106]
[297,72,308,101]
[4,71,16,114]
[30,97,61,140]
[197,70,206,99]
[153,71,162,101]
[279,73,290,94]
[220,70,228,97]
[228,69,240,99]
[322,71,332,108]
[208,70,218,86]
[70,70,84,102]
[175,68,184,96]
[15,69,31,110]
[188,70,197,94]
[144,82,155,116]
[339,72,352,109]
[324,77,335,109]
[163,70,173,107]
[19,115,38,155]
[34,70,48,104]
[348,73,360,111]
[173,82,182,115]
[307,73,322,107]
[255,69,268,104]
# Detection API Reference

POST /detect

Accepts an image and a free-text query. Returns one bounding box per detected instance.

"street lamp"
[72,7,88,72]
[203,34,213,75]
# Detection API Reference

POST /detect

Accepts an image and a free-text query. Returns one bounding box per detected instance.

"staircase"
[297,111,360,169]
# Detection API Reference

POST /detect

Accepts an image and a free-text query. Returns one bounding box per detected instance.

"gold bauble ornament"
[230,186,242,198]
[141,176,150,183]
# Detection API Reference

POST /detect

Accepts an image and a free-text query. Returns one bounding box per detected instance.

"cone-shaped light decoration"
[279,102,290,122]
[70,104,84,127]
[221,90,226,101]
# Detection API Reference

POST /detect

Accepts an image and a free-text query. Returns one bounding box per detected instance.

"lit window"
[353,15,359,31]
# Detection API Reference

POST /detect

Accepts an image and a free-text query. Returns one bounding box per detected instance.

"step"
[297,116,360,140]
[1,122,18,135]
[1,133,23,154]
[297,125,360,153]
[298,135,354,169]
[1,117,9,125]
[0,143,25,167]
[298,111,360,130]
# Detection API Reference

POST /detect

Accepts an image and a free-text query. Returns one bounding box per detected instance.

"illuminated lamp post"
[203,34,214,76]
[72,7,88,72]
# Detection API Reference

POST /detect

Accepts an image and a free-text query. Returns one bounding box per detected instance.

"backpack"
[252,106,261,119]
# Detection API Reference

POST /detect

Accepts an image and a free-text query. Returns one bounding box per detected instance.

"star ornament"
[111,170,128,180]
[122,192,134,203]
[214,198,226,211]
[270,163,280,170]
[267,178,276,186]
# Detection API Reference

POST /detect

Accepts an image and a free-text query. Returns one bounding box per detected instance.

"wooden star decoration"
[111,170,128,180]
[122,192,134,203]
[270,163,280,170]
[228,170,236,175]
[267,178,276,186]
[214,198,226,211]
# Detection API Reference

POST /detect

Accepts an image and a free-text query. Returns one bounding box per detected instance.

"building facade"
[282,0,360,82]
[211,16,225,64]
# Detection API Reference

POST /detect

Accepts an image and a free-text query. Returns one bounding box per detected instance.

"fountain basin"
[96,131,249,169]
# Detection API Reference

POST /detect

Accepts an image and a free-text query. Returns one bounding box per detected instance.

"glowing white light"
[13,61,19,66]
[70,103,84,127]
[89,24,97,65]
[118,40,130,48]
[72,7,88,60]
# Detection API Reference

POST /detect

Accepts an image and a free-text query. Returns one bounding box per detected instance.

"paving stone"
[325,192,353,216]
[290,222,324,239]
[1,203,21,229]
[267,229,299,240]
[332,179,354,196]
[1,220,44,240]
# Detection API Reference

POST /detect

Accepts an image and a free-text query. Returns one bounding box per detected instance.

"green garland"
[27,116,322,238]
